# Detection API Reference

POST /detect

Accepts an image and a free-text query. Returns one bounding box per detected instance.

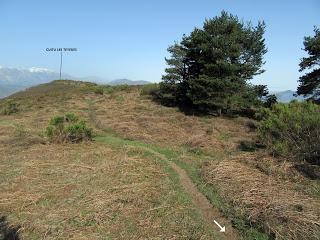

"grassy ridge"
[1,80,319,239]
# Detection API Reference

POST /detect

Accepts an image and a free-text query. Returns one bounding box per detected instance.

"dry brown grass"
[0,82,219,239]
[202,155,320,240]
[85,89,254,152]
[4,81,254,153]
[1,80,319,239]
[0,139,213,239]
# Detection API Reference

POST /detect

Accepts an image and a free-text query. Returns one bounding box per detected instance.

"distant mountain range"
[107,79,151,86]
[274,90,306,103]
[0,66,70,98]
[0,66,151,98]
[0,66,307,102]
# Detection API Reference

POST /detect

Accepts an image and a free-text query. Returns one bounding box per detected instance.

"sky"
[0,0,319,91]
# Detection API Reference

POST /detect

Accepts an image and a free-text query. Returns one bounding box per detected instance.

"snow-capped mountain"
[0,66,151,98]
[0,66,72,98]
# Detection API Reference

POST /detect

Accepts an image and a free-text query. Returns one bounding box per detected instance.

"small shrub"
[93,86,104,95]
[257,101,320,166]
[64,120,93,142]
[104,86,115,95]
[0,99,19,115]
[46,113,93,143]
[65,112,78,122]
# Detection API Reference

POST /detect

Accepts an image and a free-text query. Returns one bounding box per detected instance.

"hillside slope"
[0,80,319,239]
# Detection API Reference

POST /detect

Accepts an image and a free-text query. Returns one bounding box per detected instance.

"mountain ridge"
[0,67,151,98]
[274,90,306,103]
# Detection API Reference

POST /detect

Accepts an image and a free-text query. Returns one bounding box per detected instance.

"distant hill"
[274,90,306,103]
[0,67,307,104]
[78,76,108,84]
[0,66,152,98]
[108,79,151,86]
[0,66,73,98]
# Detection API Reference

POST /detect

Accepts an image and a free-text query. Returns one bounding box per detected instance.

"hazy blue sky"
[0,0,319,91]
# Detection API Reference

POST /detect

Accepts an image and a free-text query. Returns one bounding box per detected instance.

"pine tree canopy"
[297,27,320,102]
[160,11,268,114]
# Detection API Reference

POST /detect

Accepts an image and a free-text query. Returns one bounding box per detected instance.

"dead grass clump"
[202,157,320,240]
[183,134,208,150]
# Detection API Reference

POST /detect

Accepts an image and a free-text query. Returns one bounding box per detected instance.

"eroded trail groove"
[95,134,240,239]
[145,148,240,240]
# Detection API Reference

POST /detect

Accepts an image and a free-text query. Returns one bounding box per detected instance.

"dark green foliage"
[160,11,267,115]
[0,99,19,115]
[65,112,79,122]
[297,27,320,102]
[257,101,320,166]
[0,216,21,240]
[263,94,277,108]
[46,113,93,143]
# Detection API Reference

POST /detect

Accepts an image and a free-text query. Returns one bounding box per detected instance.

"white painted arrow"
[214,220,226,232]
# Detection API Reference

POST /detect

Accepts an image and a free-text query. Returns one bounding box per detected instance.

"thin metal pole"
[59,50,63,80]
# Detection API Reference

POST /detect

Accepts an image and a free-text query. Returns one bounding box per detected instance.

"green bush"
[0,99,19,115]
[103,86,115,95]
[257,101,320,165]
[93,86,104,95]
[46,113,93,143]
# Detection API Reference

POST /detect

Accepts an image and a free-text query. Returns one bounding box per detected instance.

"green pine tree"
[160,11,267,114]
[297,27,320,102]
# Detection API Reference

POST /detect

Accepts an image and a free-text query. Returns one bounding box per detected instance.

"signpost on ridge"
[60,50,62,80]
[45,48,78,80]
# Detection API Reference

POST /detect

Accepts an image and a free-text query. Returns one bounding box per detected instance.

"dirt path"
[144,148,240,240]
[96,134,240,239]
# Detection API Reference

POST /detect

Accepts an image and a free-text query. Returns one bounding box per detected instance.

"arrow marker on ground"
[214,220,226,233]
